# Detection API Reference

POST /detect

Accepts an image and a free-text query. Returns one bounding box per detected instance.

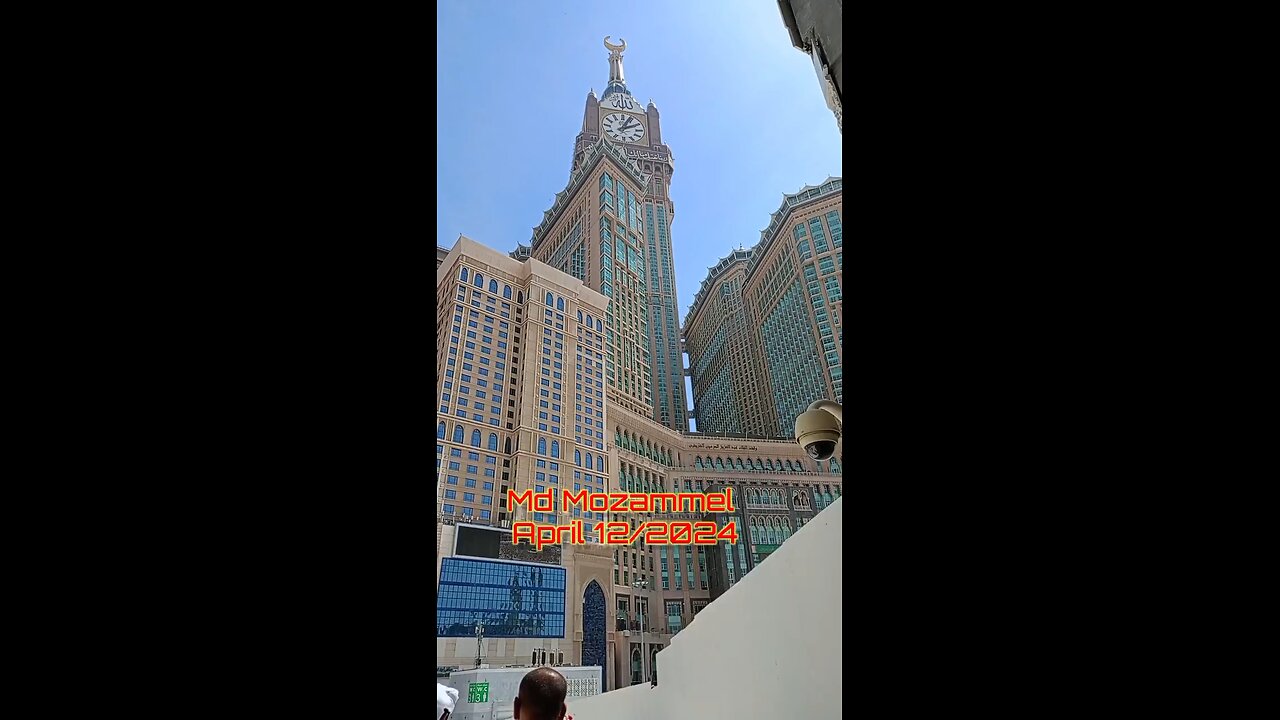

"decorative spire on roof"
[604,36,627,84]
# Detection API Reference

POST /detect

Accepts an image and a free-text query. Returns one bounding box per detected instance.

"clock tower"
[571,38,689,432]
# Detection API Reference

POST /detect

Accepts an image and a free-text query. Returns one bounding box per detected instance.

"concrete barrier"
[567,496,843,719]
[444,666,602,720]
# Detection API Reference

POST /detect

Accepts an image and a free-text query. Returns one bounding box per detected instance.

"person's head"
[437,683,459,720]
[514,667,567,720]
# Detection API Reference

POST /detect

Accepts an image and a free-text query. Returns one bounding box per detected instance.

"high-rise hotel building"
[436,41,843,692]
[685,179,843,437]
[514,37,687,433]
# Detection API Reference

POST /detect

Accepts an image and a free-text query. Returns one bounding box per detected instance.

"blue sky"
[437,0,842,325]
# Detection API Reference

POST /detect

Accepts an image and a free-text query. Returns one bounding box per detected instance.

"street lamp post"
[632,580,648,683]
[474,619,485,668]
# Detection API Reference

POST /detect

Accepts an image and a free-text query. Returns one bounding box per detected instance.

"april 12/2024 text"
[506,489,740,549]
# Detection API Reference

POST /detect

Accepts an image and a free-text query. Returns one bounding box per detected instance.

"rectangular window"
[826,211,842,247]
[810,218,829,253]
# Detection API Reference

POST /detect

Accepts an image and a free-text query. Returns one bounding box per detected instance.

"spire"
[604,36,627,84]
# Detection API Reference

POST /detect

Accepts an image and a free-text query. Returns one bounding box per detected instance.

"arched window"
[596,318,602,332]
[765,459,774,471]
[489,279,498,293]
[474,273,484,289]
[470,429,481,447]
[586,452,593,469]
[437,421,446,439]
[517,291,523,304]
[453,426,463,443]
[538,437,546,455]
[715,457,724,469]
[503,285,512,299]
[557,297,564,311]
[575,449,582,466]
[460,268,468,282]
[830,458,841,472]
[578,310,583,322]
[551,440,560,458]
[694,457,703,468]
[488,433,498,451]
[546,292,554,306]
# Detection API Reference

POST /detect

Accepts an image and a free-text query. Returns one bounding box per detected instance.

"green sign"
[468,682,490,704]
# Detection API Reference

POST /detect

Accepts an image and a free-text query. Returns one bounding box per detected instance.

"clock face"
[602,112,645,143]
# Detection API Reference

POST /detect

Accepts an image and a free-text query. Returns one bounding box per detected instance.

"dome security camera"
[794,408,841,461]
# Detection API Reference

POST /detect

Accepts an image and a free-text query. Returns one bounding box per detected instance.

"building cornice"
[682,177,842,332]
[684,249,753,328]
[744,177,842,278]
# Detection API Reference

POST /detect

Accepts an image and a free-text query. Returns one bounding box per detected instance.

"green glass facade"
[645,201,687,432]
[684,250,755,436]
[761,283,828,434]
[686,178,842,437]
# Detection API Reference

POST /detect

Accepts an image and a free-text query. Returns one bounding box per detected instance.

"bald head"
[514,667,567,720]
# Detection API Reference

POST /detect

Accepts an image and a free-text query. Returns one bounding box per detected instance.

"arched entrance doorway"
[581,580,606,689]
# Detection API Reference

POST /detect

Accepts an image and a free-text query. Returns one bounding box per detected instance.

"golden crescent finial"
[604,36,626,53]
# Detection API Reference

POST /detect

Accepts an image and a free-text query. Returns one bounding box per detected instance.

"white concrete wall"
[566,497,843,719]
[565,683,652,719]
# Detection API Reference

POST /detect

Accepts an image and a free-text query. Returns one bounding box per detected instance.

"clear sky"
[437,0,842,326]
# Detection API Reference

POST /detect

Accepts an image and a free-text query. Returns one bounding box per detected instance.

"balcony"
[615,618,652,633]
